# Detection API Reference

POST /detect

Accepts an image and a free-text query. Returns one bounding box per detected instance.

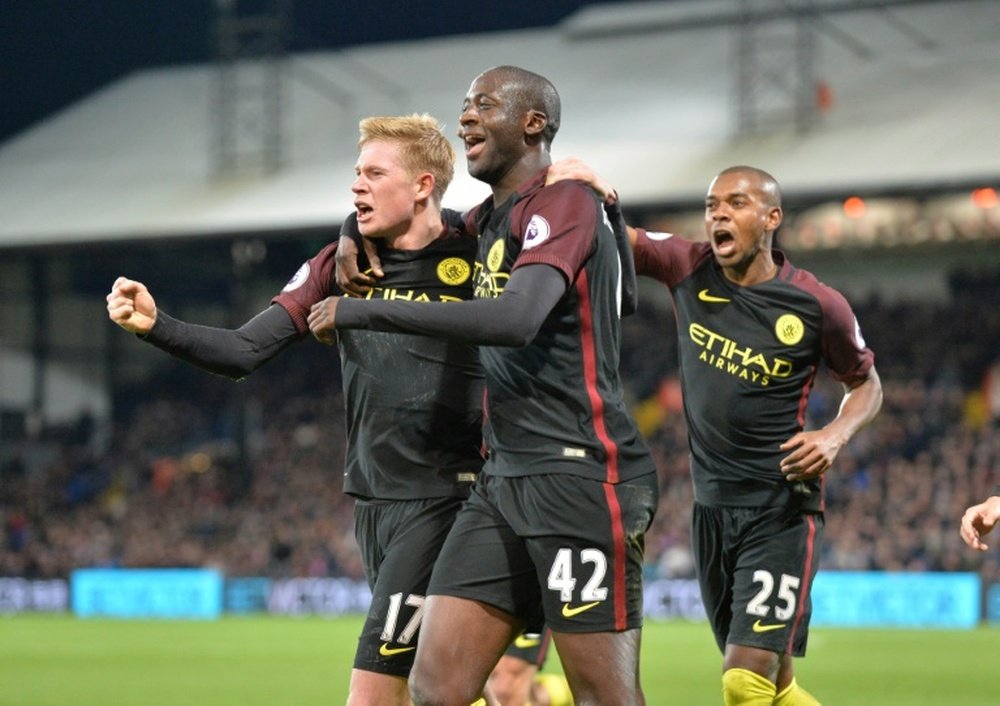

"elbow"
[491,324,538,347]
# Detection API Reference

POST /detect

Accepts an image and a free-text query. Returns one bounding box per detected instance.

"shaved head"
[716,166,782,208]
[483,65,561,147]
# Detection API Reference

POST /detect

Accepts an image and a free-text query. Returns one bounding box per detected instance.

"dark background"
[1,0,637,143]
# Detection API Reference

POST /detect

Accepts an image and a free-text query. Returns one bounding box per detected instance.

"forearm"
[826,368,883,444]
[334,264,565,346]
[143,305,301,379]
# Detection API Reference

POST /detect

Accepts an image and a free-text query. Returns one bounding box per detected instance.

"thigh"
[514,472,657,633]
[353,496,463,676]
[410,595,522,706]
[728,508,824,657]
[692,502,731,653]
[552,627,644,704]
[427,477,543,628]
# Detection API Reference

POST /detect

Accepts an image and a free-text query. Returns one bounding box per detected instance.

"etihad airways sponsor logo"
[688,323,794,385]
[363,287,465,303]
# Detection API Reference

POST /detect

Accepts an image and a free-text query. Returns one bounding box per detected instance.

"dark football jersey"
[272,233,484,500]
[633,231,874,511]
[466,171,654,483]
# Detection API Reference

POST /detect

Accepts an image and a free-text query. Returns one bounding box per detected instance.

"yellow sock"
[534,673,574,706]
[773,678,821,706]
[722,667,777,706]
[470,699,487,706]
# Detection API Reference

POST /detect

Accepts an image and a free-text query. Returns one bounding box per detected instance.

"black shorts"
[427,472,658,634]
[353,495,465,677]
[692,503,824,657]
[503,628,553,667]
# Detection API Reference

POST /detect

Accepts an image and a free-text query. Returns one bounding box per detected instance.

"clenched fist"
[106,276,157,334]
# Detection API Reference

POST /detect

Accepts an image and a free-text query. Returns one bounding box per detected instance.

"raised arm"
[107,277,301,380]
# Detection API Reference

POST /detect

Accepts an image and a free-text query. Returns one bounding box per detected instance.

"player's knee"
[721,667,777,706]
[409,669,481,706]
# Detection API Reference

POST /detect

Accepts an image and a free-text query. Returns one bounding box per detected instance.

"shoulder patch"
[645,231,674,242]
[282,262,310,292]
[523,214,551,251]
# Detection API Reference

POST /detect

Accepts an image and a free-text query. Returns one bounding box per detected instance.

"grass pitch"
[1,615,997,705]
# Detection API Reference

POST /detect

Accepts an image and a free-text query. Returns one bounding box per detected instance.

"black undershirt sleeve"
[335,264,567,346]
[142,304,303,379]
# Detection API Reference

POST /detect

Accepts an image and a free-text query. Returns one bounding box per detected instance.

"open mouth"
[712,229,736,255]
[463,134,485,159]
[355,203,374,221]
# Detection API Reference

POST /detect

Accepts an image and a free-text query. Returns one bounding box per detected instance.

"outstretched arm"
[308,264,566,347]
[779,367,883,482]
[107,277,301,379]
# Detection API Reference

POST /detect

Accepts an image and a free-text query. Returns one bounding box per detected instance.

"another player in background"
[534,159,882,704]
[308,65,658,706]
[622,165,881,706]
[960,489,1000,550]
[108,114,497,706]
[486,629,573,706]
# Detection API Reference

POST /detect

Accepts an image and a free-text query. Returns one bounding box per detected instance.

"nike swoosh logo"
[698,288,731,303]
[379,643,416,657]
[561,601,601,618]
[513,635,541,649]
[752,619,787,633]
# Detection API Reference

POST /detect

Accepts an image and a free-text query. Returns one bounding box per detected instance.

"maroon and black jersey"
[467,171,654,483]
[633,231,874,511]
[273,234,484,500]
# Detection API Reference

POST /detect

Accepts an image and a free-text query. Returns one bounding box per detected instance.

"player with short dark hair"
[626,165,881,705]
[308,65,659,705]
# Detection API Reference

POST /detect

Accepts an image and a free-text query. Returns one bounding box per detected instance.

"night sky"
[1,0,631,143]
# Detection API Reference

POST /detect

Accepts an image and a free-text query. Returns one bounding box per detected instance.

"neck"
[490,152,550,206]
[723,249,778,287]
[384,206,444,250]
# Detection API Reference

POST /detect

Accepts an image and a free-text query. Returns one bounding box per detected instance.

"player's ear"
[767,206,783,231]
[414,172,435,202]
[524,109,548,141]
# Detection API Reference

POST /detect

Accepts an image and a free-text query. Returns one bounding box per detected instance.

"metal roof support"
[211,0,291,177]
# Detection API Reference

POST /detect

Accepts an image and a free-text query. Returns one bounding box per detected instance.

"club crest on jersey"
[523,214,551,251]
[774,314,804,345]
[437,257,471,286]
[282,262,310,292]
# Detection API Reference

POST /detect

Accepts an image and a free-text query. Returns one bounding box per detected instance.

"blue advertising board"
[811,571,980,628]
[72,569,223,619]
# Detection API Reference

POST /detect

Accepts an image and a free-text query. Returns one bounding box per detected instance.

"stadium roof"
[1,0,998,247]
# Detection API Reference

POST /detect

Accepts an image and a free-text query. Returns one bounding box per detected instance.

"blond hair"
[358,114,456,203]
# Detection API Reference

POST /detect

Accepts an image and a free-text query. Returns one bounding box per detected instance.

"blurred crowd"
[2,269,999,585]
